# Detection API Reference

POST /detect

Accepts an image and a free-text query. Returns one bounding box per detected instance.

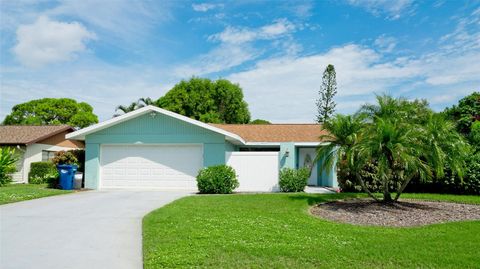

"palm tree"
[317,95,468,203]
[137,97,155,108]
[113,102,139,117]
[314,114,380,199]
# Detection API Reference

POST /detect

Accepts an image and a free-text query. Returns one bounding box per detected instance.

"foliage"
[143,193,480,268]
[114,97,155,117]
[157,77,251,123]
[67,149,85,172]
[28,162,59,186]
[279,167,310,192]
[0,148,18,186]
[469,121,480,150]
[316,64,337,123]
[114,102,140,117]
[196,165,239,194]
[250,119,271,124]
[0,184,72,205]
[51,151,78,166]
[317,94,468,202]
[407,152,480,195]
[444,92,480,135]
[3,98,98,128]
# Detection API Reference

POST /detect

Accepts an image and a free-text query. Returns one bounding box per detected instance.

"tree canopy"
[3,98,98,129]
[157,78,251,124]
[317,94,468,203]
[444,91,480,135]
[250,119,271,124]
[316,64,337,123]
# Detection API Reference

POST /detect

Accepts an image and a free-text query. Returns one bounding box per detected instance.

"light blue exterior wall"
[84,113,229,189]
[279,142,296,169]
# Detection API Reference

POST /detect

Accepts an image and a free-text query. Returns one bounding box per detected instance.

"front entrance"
[298,147,318,186]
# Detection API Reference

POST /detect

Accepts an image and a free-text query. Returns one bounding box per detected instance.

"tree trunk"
[356,174,380,202]
[394,174,415,201]
[382,174,393,203]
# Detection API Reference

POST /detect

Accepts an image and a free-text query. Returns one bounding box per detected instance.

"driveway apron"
[0,190,189,269]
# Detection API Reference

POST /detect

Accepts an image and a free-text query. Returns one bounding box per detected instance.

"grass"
[0,184,72,205]
[143,193,480,268]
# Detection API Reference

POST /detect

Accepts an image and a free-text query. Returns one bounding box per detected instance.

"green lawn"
[0,184,72,205]
[143,193,480,268]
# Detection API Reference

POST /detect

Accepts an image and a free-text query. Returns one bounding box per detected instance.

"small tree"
[316,64,337,123]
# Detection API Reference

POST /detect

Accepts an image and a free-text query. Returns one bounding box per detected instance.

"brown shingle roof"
[0,125,74,145]
[210,124,329,143]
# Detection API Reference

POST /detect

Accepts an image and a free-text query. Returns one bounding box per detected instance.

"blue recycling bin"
[57,165,78,190]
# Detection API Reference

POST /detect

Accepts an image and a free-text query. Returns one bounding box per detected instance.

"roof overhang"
[66,106,246,145]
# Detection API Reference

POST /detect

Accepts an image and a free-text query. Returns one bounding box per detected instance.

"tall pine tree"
[316,64,337,123]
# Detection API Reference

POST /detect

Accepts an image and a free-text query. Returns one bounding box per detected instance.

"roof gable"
[66,106,245,144]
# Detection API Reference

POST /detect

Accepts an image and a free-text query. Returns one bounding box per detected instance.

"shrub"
[0,147,18,186]
[337,161,401,193]
[29,161,59,186]
[52,151,78,166]
[279,167,310,192]
[196,165,239,194]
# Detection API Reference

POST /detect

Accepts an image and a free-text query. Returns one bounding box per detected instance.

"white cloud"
[175,19,297,76]
[346,0,415,20]
[227,37,480,122]
[192,3,223,12]
[13,16,96,68]
[209,19,296,44]
[374,34,397,52]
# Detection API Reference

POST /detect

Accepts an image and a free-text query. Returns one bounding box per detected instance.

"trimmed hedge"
[29,161,58,186]
[196,165,239,194]
[279,167,310,192]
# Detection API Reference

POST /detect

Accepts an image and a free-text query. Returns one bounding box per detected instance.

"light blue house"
[67,106,336,191]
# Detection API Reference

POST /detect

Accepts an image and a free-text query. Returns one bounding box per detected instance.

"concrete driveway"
[0,190,189,269]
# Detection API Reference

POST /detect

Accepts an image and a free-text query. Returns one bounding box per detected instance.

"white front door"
[100,145,203,190]
[298,148,318,186]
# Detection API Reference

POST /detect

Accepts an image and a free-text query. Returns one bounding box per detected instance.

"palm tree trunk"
[356,174,380,202]
[394,174,415,201]
[382,175,392,203]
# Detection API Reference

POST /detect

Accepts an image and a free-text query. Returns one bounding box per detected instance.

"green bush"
[196,165,239,194]
[52,151,78,166]
[337,161,401,193]
[0,147,18,186]
[279,167,310,192]
[29,162,58,186]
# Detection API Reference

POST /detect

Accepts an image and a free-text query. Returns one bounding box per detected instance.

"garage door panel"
[100,145,202,189]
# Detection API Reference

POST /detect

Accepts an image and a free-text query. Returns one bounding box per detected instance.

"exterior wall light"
[149,112,157,118]
[285,149,290,157]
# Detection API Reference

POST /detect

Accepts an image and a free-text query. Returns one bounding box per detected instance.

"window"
[42,150,56,162]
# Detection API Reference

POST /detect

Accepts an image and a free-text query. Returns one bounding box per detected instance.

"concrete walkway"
[0,190,189,269]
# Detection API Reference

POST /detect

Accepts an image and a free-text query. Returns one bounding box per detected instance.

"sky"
[1,0,479,123]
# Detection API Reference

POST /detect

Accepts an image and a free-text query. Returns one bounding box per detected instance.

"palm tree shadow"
[287,193,361,205]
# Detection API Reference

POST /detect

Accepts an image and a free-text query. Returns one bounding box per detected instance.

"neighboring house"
[0,125,84,183]
[67,106,337,191]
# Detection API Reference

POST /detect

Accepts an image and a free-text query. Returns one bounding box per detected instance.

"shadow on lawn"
[287,193,362,205]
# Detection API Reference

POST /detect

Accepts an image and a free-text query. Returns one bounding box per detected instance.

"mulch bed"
[310,198,480,227]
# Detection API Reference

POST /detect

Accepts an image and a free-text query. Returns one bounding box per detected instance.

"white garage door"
[100,145,203,190]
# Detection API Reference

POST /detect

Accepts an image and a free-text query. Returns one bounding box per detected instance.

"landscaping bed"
[311,198,480,227]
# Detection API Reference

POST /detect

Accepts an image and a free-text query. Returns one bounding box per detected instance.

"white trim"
[244,142,281,146]
[294,142,330,146]
[66,106,245,145]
